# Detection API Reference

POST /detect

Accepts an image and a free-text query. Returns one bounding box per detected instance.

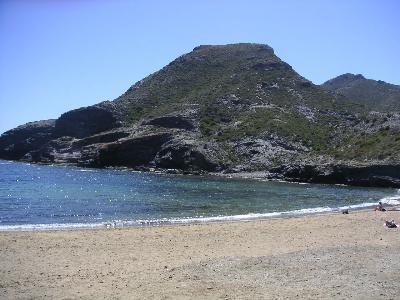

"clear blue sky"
[0,0,399,134]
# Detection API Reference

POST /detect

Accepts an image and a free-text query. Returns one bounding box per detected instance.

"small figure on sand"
[375,201,386,212]
[385,220,397,228]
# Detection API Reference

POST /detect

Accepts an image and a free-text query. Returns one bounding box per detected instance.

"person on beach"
[375,201,386,212]
[385,220,397,228]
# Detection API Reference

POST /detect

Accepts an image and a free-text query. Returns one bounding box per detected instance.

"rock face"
[1,43,400,187]
[54,104,121,138]
[95,133,172,168]
[270,164,400,188]
[155,138,218,171]
[24,136,80,164]
[0,120,56,160]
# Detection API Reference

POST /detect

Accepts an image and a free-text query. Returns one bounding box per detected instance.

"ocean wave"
[0,203,378,231]
[0,222,105,231]
[375,189,400,206]
[2,190,399,232]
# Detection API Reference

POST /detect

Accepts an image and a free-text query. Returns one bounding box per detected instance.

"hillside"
[1,43,400,187]
[322,73,400,111]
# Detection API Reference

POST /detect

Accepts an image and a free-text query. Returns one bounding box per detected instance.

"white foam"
[378,194,400,206]
[0,222,105,232]
[2,190,400,232]
[0,207,337,231]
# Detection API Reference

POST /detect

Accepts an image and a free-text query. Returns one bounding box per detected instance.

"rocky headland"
[1,43,400,187]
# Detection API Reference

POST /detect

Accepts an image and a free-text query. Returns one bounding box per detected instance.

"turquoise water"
[0,160,399,230]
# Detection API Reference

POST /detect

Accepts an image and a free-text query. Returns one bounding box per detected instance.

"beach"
[1,210,400,299]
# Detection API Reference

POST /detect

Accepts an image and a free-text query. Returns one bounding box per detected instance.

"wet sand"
[1,210,400,299]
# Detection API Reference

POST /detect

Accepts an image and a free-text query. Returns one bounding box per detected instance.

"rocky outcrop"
[232,136,309,171]
[24,136,79,164]
[155,138,218,171]
[54,104,121,138]
[0,119,56,160]
[95,133,173,168]
[270,164,400,188]
[73,129,131,148]
[22,128,132,165]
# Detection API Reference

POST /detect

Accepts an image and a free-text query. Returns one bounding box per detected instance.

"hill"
[321,73,400,111]
[1,43,400,187]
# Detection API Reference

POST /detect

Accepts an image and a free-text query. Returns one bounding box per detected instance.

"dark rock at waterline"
[23,128,132,165]
[270,164,400,188]
[23,136,79,164]
[95,132,173,168]
[0,119,56,160]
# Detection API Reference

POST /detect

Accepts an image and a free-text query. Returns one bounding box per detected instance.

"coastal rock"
[0,119,56,160]
[233,136,309,170]
[23,129,132,165]
[73,129,131,148]
[95,132,173,168]
[54,104,121,139]
[155,138,218,171]
[271,164,400,188]
[23,136,80,164]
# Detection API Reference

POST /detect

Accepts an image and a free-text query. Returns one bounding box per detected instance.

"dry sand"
[1,210,400,299]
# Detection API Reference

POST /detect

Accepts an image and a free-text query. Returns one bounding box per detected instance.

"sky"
[0,0,399,134]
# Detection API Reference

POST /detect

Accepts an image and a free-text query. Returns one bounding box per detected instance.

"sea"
[0,160,399,231]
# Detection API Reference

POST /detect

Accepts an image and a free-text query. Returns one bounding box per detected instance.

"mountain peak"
[193,43,274,52]
[321,73,400,111]
[188,43,275,61]
[322,73,365,87]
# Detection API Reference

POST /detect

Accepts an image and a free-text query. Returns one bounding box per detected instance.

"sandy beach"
[1,210,400,299]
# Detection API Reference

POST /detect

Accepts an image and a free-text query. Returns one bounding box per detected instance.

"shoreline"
[1,209,400,299]
[0,204,396,232]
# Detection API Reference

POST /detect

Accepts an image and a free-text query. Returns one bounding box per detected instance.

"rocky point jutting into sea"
[1,43,400,187]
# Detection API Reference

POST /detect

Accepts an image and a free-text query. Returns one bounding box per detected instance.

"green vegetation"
[332,128,400,160]
[322,73,400,112]
[120,43,400,163]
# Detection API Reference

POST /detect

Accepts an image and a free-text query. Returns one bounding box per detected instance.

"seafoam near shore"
[1,209,400,299]
[1,190,399,232]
